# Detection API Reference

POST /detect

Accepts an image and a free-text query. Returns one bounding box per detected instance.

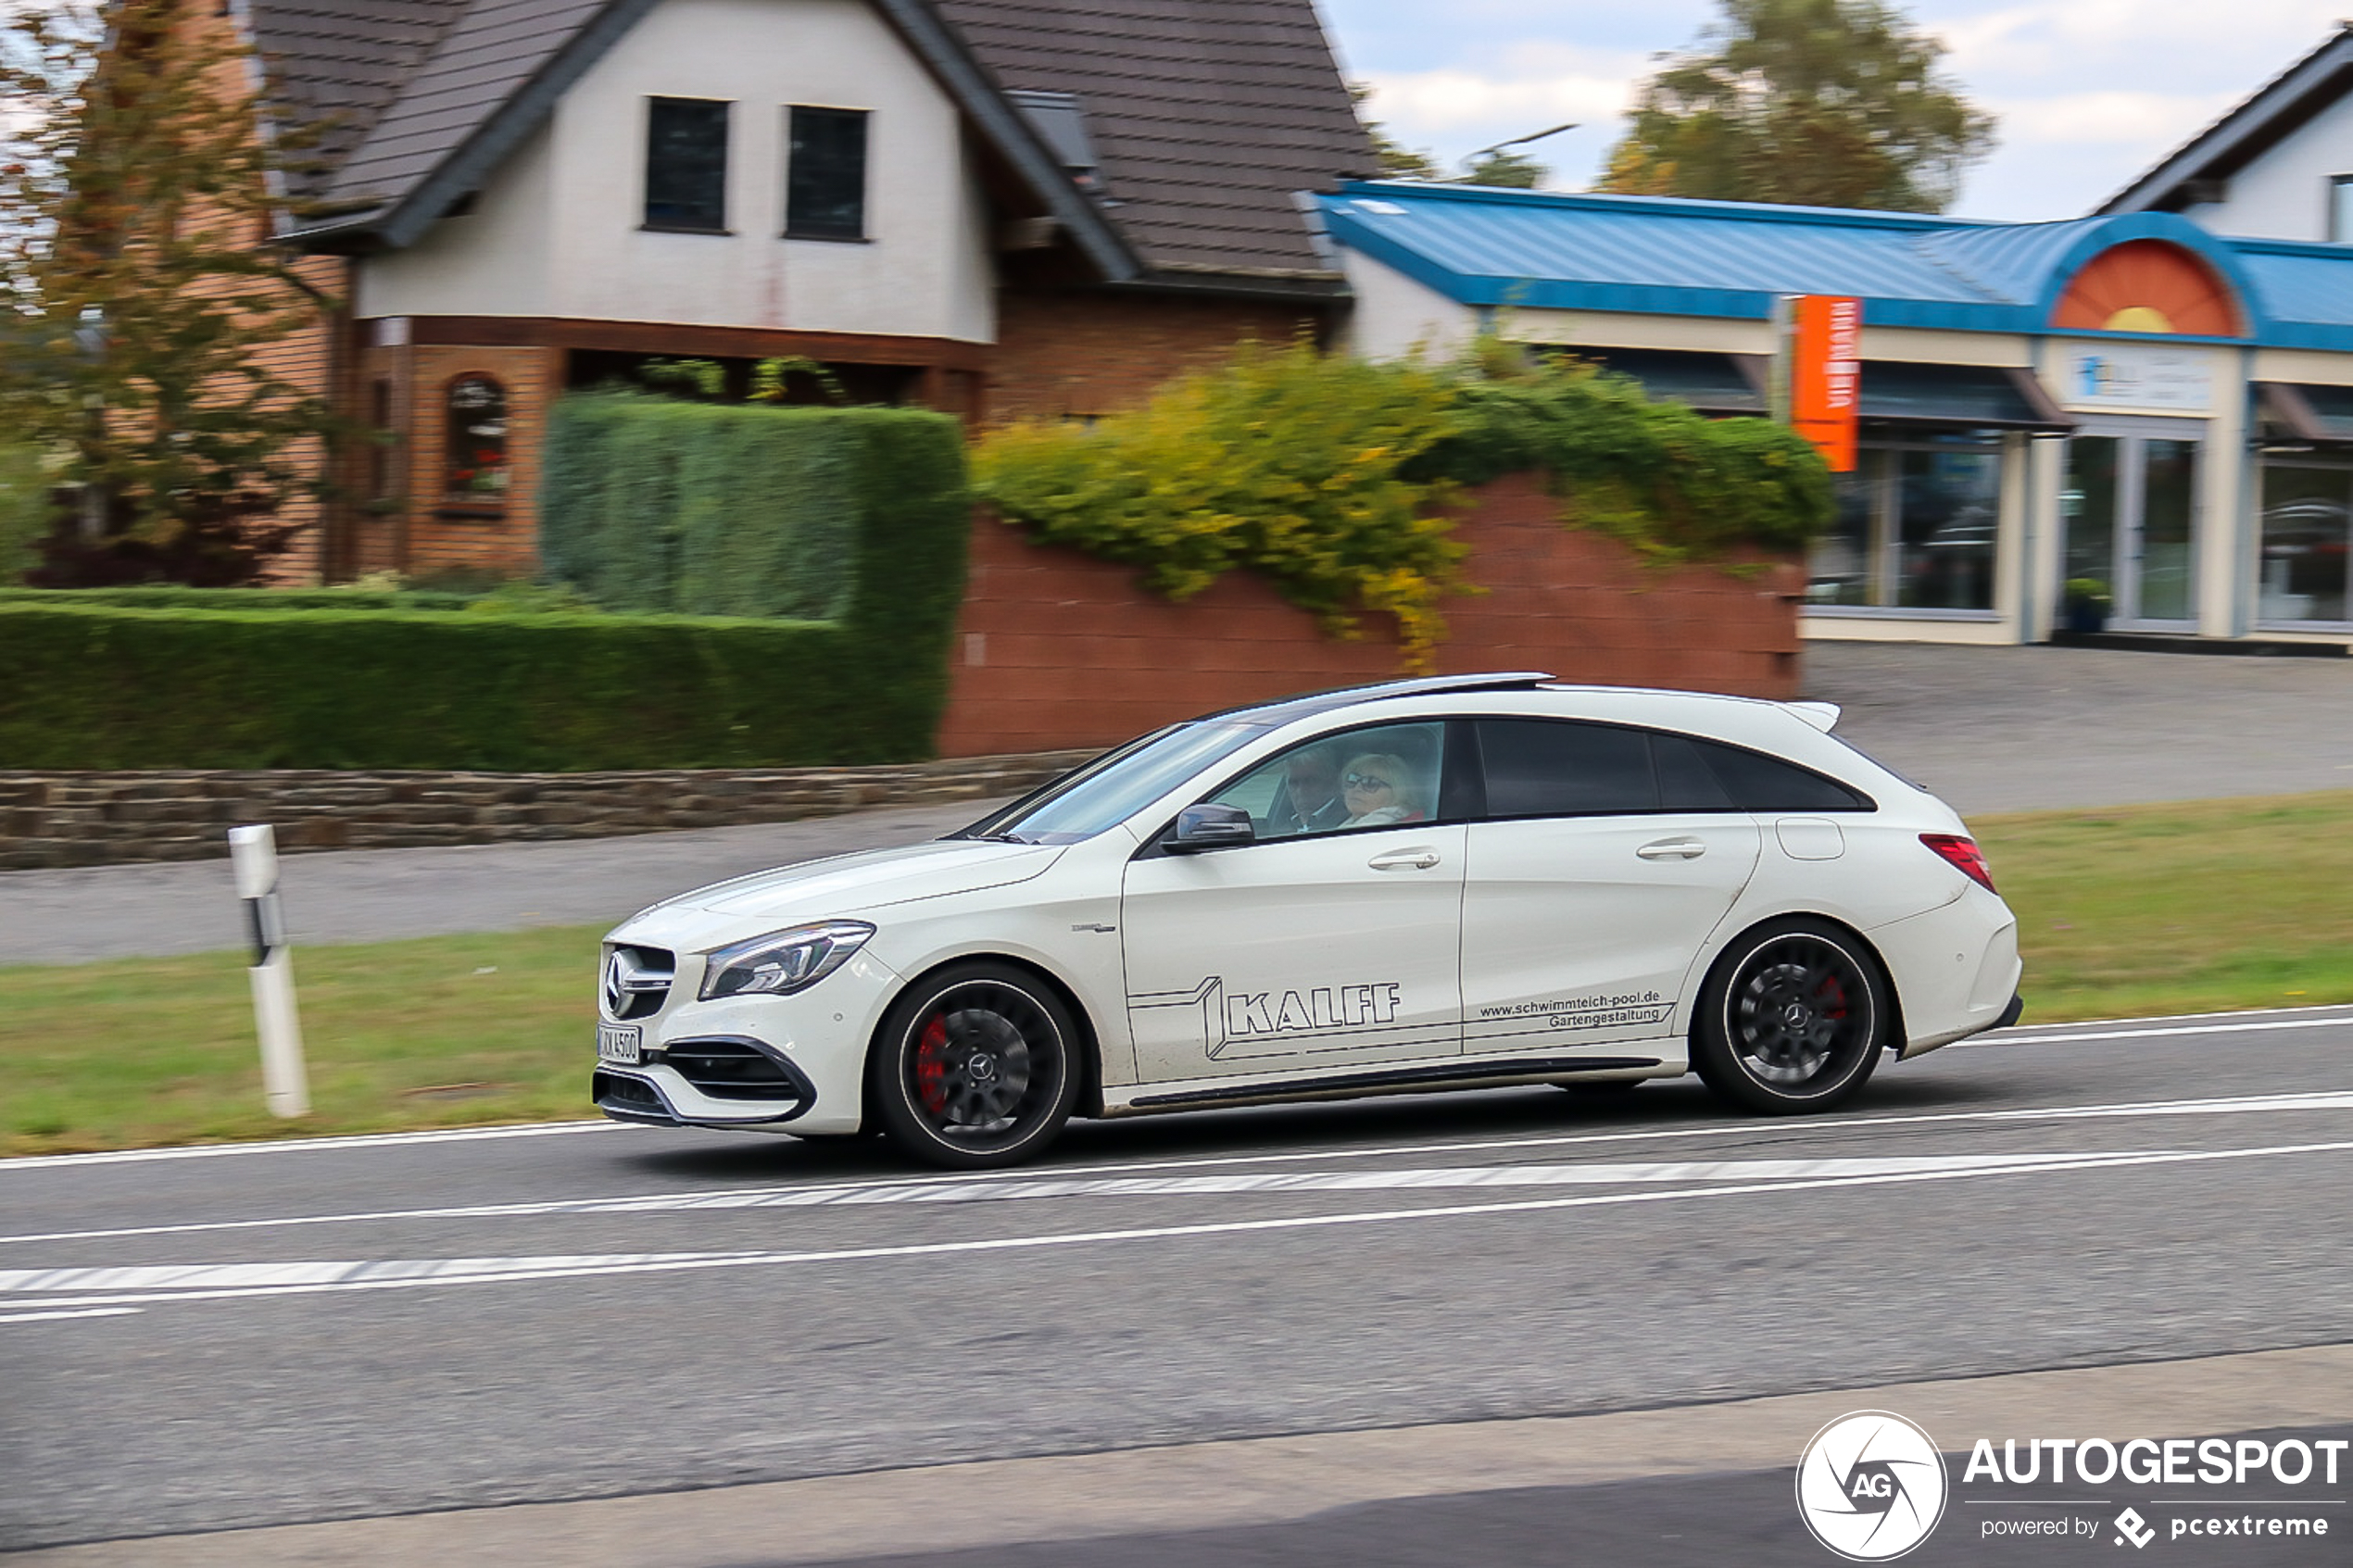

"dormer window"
[1007,90,1102,195]
[645,97,730,232]
[786,107,868,240]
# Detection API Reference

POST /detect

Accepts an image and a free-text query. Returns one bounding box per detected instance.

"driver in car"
[1265,742,1350,836]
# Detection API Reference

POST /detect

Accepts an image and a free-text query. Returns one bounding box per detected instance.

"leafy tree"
[0,0,340,583]
[1597,0,1995,213]
[1463,149,1548,189]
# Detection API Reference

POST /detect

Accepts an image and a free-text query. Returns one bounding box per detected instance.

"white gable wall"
[2180,92,2353,241]
[1339,252,1475,360]
[357,0,996,344]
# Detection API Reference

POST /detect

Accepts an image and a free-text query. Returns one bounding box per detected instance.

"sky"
[1324,0,2352,221]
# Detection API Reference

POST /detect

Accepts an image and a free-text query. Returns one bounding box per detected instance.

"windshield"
[953,721,1267,844]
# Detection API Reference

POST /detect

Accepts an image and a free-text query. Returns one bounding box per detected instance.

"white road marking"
[6,1005,2347,1175]
[0,1307,143,1323]
[6,1138,2349,1311]
[8,1087,2352,1247]
[0,1121,633,1173]
[0,1151,2171,1247]
[1959,1016,2353,1048]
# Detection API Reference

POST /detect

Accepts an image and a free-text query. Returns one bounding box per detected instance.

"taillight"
[1920,833,1996,894]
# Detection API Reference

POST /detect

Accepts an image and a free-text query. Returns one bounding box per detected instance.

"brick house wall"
[987,288,1328,423]
[937,470,1805,756]
[345,339,563,582]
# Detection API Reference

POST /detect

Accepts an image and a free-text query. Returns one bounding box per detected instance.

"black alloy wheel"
[868,961,1081,1168]
[1692,919,1888,1114]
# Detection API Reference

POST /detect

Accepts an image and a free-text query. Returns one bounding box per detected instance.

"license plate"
[596,1022,643,1065]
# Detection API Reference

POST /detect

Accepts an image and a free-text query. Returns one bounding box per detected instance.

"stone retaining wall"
[0,751,1097,871]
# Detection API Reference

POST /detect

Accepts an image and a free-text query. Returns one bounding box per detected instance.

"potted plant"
[2061,578,2112,634]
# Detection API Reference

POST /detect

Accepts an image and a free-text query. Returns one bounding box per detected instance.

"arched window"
[444,375,509,502]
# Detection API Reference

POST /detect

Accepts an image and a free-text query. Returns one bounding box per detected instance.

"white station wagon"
[593,674,2022,1168]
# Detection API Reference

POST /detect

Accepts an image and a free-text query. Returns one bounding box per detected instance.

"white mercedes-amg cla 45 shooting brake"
[592,673,2022,1168]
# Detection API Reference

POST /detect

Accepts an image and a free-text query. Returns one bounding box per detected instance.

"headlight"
[698,921,875,1000]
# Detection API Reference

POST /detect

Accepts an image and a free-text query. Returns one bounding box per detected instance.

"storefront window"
[1811,458,1877,606]
[1895,449,2000,610]
[2258,462,2351,623]
[1806,437,2002,612]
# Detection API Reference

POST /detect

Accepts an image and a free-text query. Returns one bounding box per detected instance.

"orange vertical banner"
[1789,295,1861,473]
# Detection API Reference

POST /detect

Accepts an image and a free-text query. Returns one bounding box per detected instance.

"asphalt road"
[5,1006,2351,1562]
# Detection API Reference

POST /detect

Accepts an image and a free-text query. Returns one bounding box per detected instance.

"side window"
[1208,721,1445,839]
[1655,734,1737,811]
[1475,719,1657,817]
[1691,738,1872,811]
[645,97,730,232]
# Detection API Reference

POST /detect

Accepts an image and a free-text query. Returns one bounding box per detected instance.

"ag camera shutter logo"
[1796,1411,1949,1561]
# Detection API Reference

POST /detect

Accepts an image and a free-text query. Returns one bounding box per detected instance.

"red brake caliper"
[915,1014,950,1116]
[1816,974,1848,1022]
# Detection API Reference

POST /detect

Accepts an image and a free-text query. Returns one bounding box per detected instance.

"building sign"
[2060,343,2213,413]
[1786,295,1862,472]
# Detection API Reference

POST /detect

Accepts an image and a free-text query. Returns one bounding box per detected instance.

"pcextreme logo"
[1797,1411,1950,1562]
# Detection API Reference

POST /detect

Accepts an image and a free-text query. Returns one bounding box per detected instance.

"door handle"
[1368,847,1441,871]
[1636,837,1706,860]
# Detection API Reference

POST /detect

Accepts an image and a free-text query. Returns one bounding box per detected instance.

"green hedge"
[541,393,916,620]
[0,406,972,770]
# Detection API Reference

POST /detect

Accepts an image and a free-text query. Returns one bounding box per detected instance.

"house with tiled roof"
[233,0,1370,582]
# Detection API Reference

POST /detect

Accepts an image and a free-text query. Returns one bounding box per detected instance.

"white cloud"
[1360,64,1634,136]
[1983,89,2243,146]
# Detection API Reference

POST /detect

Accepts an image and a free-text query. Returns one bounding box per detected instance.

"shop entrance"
[2062,426,2202,626]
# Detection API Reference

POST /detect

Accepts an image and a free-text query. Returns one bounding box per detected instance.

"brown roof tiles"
[250,0,1369,282]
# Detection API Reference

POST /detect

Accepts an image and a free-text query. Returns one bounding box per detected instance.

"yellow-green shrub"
[974,344,1471,664]
[975,342,1833,669]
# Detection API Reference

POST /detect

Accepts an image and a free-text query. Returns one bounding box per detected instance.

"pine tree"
[0,0,340,582]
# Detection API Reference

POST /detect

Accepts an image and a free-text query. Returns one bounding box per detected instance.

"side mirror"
[1167,802,1254,853]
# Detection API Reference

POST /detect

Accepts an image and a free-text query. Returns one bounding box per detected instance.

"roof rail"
[1200,671,1556,724]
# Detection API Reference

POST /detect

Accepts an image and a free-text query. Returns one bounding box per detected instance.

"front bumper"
[594,1056,813,1126]
[591,947,902,1136]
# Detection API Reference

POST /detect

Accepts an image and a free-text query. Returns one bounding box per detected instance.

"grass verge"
[6,791,2353,1157]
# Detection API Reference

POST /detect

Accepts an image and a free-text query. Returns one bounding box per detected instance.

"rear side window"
[1690,738,1872,811]
[1476,720,1656,816]
[1654,734,1736,810]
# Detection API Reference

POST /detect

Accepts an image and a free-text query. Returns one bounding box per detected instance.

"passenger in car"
[1340,752,1426,826]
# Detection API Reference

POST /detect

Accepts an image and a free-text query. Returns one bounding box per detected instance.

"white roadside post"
[228,823,310,1118]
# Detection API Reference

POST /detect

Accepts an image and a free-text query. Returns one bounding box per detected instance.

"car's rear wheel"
[869,961,1080,1169]
[1692,919,1887,1114]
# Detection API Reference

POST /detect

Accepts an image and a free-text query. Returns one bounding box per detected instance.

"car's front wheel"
[1692,919,1887,1114]
[868,961,1081,1168]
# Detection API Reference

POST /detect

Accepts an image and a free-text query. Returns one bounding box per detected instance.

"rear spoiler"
[1782,700,1842,733]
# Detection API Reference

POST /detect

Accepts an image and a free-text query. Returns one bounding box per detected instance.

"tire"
[1692,919,1888,1114]
[868,961,1082,1169]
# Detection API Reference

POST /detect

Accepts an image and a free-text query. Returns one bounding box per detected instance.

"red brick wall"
[937,471,1803,756]
[988,289,1327,424]
[344,339,561,581]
